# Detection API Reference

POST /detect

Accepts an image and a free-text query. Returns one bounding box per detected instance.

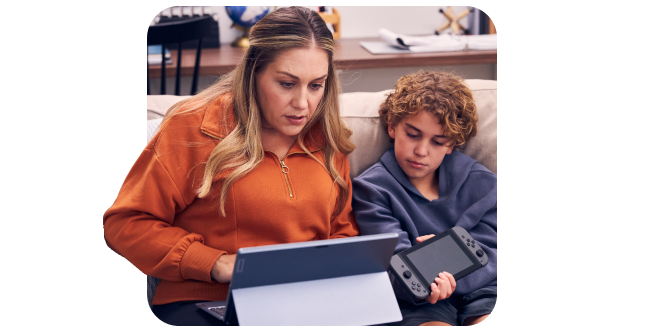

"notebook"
[196,233,402,326]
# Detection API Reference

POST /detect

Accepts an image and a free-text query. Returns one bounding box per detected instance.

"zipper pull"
[280,160,289,174]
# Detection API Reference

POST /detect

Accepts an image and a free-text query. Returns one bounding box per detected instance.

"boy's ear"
[446,144,454,155]
[387,123,396,139]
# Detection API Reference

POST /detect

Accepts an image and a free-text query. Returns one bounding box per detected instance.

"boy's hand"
[425,272,456,304]
[416,234,435,243]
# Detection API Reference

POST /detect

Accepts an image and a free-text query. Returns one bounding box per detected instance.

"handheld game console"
[389,226,489,300]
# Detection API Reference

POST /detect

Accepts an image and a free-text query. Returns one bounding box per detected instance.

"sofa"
[144,79,497,306]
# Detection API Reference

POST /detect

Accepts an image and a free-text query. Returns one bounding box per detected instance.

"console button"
[403,270,412,279]
[476,249,484,257]
[412,286,416,290]
[472,244,475,248]
[417,288,421,292]
[417,283,421,287]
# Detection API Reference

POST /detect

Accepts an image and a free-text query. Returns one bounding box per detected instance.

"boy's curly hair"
[378,71,478,148]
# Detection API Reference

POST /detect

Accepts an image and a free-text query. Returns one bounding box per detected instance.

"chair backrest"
[147,16,213,96]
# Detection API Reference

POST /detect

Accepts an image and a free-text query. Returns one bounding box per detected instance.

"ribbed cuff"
[179,241,226,283]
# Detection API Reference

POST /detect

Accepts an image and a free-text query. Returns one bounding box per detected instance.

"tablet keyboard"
[208,306,226,317]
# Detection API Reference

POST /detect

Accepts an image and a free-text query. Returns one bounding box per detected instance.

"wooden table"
[148,37,497,78]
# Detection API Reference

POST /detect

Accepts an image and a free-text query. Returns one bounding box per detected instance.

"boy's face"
[388,111,454,186]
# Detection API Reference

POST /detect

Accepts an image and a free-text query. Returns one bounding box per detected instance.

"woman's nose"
[292,87,308,110]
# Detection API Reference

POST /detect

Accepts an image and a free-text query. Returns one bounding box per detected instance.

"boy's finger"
[435,276,449,299]
[443,271,456,291]
[415,234,435,243]
[427,283,440,304]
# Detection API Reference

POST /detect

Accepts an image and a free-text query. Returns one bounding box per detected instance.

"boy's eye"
[432,140,444,146]
[406,132,419,139]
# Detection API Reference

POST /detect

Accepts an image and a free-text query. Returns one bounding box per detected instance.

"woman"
[103,7,358,325]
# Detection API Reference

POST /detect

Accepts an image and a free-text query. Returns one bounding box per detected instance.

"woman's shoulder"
[150,94,235,152]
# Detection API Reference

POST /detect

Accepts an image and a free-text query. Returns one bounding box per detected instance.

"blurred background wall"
[148,6,496,95]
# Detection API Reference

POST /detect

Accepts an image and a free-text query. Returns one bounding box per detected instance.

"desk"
[148,37,497,78]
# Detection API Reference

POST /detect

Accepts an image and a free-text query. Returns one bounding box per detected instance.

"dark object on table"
[157,14,220,49]
[147,15,213,95]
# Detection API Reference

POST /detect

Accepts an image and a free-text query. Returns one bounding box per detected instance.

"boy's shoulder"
[353,157,392,184]
[440,151,496,197]
[442,150,496,178]
[353,150,407,190]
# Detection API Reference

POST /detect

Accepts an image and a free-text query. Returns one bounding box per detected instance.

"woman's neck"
[261,130,298,160]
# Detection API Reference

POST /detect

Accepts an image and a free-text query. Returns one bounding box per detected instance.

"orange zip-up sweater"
[103,95,358,305]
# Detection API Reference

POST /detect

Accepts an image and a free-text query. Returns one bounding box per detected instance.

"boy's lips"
[407,160,426,169]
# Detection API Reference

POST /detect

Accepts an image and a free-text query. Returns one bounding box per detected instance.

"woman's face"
[255,47,329,141]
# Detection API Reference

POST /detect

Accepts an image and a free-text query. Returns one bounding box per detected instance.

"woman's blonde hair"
[378,70,478,148]
[162,6,355,216]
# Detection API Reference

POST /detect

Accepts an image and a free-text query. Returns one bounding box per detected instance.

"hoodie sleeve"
[352,165,414,253]
[453,169,498,294]
[353,165,425,304]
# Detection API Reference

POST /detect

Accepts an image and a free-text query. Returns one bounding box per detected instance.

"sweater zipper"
[279,159,293,198]
[277,148,322,198]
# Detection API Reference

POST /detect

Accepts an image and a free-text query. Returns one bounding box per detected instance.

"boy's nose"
[414,143,428,157]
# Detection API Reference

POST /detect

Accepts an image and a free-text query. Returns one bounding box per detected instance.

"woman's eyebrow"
[277,71,327,81]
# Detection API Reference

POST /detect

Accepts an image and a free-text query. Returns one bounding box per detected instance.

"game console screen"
[406,235,474,283]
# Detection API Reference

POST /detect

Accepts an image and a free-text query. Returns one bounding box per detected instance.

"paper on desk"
[376,28,496,53]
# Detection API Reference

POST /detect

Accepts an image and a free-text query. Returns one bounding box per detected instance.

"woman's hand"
[425,272,456,304]
[211,254,237,283]
[416,234,435,243]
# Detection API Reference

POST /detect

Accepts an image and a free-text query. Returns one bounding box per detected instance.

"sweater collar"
[380,148,430,200]
[380,148,456,202]
[200,94,236,140]
[200,94,325,153]
[380,148,477,202]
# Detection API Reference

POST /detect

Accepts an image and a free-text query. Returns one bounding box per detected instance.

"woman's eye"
[280,82,294,88]
[310,83,324,90]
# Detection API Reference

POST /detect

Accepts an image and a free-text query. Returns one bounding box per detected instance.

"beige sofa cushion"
[146,79,496,178]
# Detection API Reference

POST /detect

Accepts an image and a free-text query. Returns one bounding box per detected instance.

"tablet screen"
[405,235,474,284]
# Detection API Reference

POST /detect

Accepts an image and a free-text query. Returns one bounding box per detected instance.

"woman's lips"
[286,115,306,125]
[407,160,426,169]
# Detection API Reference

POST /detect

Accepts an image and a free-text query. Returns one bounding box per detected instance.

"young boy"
[352,71,496,326]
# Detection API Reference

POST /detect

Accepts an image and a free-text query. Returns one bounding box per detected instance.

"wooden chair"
[147,15,213,95]
[318,8,341,39]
